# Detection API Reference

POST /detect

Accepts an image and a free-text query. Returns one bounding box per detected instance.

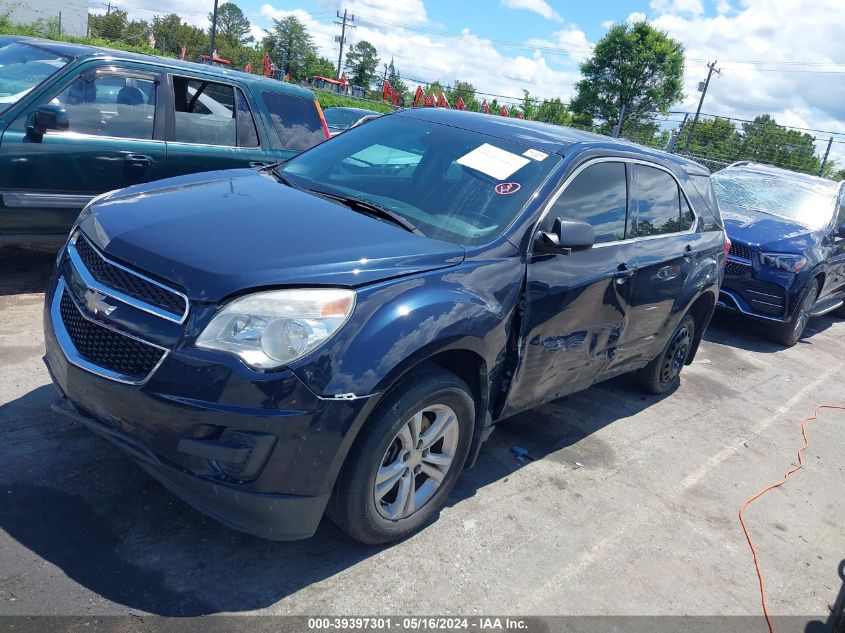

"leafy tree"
[304,52,336,78]
[446,80,478,110]
[681,117,741,161]
[344,40,379,89]
[152,14,207,58]
[385,57,408,99]
[570,21,684,134]
[210,2,252,45]
[89,10,128,40]
[831,167,845,182]
[263,15,316,81]
[535,98,571,126]
[738,114,821,174]
[520,90,537,120]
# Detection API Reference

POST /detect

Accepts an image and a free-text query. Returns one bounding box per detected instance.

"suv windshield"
[0,42,70,114]
[324,108,370,130]
[712,169,838,230]
[281,115,560,245]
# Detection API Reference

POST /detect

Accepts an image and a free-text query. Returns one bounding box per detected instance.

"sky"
[91,0,845,162]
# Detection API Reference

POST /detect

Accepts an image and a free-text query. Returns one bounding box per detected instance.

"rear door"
[164,74,274,177]
[824,190,845,299]
[623,162,699,363]
[503,159,637,416]
[0,63,165,236]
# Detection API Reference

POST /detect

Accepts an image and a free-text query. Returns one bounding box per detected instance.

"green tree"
[385,57,408,99]
[344,40,379,88]
[152,14,207,59]
[304,51,336,78]
[210,2,252,45]
[535,98,571,126]
[570,21,684,134]
[739,114,821,174]
[263,15,316,80]
[89,9,128,40]
[520,90,537,120]
[681,117,741,161]
[445,80,478,110]
[831,167,845,181]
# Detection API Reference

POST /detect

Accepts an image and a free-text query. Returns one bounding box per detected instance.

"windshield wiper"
[271,167,301,190]
[307,189,422,235]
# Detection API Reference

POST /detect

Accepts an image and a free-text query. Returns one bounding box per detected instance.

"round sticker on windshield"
[494,182,521,195]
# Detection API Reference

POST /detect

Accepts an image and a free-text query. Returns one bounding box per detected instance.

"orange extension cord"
[738,404,845,633]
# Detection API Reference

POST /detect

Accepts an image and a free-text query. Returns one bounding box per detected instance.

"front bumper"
[43,271,374,540]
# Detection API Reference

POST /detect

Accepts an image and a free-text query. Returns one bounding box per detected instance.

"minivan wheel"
[327,368,474,544]
[637,314,695,395]
[763,280,819,347]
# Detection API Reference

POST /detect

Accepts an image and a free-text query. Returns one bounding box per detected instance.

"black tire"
[762,280,820,347]
[327,367,475,544]
[637,314,696,395]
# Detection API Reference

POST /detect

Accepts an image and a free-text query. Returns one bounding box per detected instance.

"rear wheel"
[327,368,474,544]
[763,280,819,347]
[637,314,695,395]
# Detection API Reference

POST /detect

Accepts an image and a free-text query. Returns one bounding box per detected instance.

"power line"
[334,9,355,80]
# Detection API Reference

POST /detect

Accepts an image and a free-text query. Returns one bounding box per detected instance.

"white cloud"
[500,0,564,23]
[626,12,648,24]
[257,3,582,105]
[650,0,704,16]
[314,0,428,25]
[526,24,594,63]
[714,0,731,14]
[650,0,845,160]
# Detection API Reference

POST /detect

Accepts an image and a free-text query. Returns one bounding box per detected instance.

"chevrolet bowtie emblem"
[83,289,116,317]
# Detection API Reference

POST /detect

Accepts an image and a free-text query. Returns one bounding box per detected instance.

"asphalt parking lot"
[0,247,843,625]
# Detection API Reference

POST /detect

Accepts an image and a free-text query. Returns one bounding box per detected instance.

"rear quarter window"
[688,174,723,230]
[261,91,326,151]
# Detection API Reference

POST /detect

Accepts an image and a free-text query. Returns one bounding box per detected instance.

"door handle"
[613,263,637,282]
[683,245,696,258]
[249,161,271,168]
[124,154,153,167]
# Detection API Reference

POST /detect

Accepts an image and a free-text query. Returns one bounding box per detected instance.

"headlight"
[196,288,356,369]
[759,253,807,273]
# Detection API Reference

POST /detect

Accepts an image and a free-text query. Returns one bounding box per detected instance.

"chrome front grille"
[729,241,754,261]
[52,231,186,384]
[59,286,166,382]
[725,260,752,277]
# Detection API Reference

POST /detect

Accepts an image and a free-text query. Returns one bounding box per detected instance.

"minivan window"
[282,115,560,246]
[631,164,684,237]
[50,70,157,139]
[261,91,326,150]
[543,162,627,243]
[173,77,257,147]
[0,43,70,114]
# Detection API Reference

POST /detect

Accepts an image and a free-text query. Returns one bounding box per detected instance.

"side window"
[172,77,255,147]
[543,161,627,243]
[631,164,685,237]
[50,69,157,139]
[261,91,326,151]
[837,192,845,226]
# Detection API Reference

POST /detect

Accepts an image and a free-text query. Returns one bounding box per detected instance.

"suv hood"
[77,169,465,302]
[720,201,820,252]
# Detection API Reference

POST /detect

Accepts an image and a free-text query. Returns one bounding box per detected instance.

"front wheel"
[327,368,474,544]
[637,314,695,395]
[763,280,819,347]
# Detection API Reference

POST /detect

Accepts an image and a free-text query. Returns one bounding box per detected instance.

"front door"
[503,160,637,417]
[0,63,166,236]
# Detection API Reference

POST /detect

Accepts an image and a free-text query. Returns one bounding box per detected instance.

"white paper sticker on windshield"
[523,148,548,161]
[457,143,530,180]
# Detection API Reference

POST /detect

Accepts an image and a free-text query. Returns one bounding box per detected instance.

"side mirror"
[837,222,845,239]
[534,217,595,255]
[26,104,69,137]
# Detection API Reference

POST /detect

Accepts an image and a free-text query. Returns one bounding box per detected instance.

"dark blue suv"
[714,163,845,346]
[44,109,726,543]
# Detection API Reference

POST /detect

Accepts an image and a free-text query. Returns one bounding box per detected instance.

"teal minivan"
[0,36,330,247]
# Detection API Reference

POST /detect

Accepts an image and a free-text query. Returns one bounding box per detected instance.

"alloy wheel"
[792,284,819,339]
[374,404,459,521]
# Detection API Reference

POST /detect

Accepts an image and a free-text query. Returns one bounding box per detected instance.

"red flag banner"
[481,99,491,114]
[382,80,399,106]
[455,96,466,110]
[436,92,451,109]
[262,52,271,77]
[499,105,509,117]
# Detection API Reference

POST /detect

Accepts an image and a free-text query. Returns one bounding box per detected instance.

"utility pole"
[104,2,113,15]
[819,136,833,176]
[209,0,219,63]
[612,104,626,138]
[334,9,355,79]
[684,60,721,151]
